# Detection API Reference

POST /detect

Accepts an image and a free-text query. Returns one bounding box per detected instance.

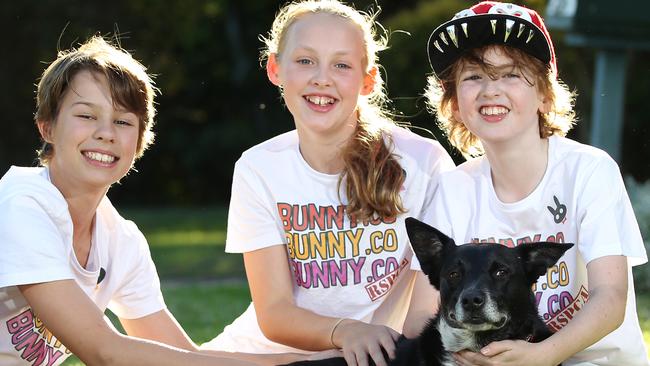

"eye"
[504,72,520,79]
[494,268,509,279]
[296,58,313,65]
[334,63,351,69]
[114,119,134,126]
[448,271,460,280]
[462,74,481,81]
[76,114,95,120]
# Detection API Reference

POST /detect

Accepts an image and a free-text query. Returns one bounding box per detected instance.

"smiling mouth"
[304,95,336,106]
[480,106,509,116]
[83,151,118,164]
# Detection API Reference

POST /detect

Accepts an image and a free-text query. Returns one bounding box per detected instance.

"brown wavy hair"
[425,45,575,157]
[261,0,406,220]
[35,36,158,165]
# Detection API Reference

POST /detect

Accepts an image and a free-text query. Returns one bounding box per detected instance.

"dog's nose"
[461,290,485,310]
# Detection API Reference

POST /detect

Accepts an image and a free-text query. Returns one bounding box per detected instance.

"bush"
[628,177,650,291]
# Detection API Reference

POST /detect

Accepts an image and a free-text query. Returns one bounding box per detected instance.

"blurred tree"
[0,0,647,207]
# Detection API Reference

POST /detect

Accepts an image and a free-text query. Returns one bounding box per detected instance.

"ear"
[266,53,282,86]
[36,120,53,143]
[539,93,551,114]
[360,66,377,96]
[450,98,461,122]
[405,217,455,289]
[516,242,574,284]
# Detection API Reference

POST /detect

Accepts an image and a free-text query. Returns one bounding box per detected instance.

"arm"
[402,271,439,338]
[120,309,198,351]
[455,255,628,366]
[245,245,399,366]
[19,280,258,366]
[123,298,345,365]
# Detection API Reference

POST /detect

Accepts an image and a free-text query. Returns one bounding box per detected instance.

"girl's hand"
[453,340,556,366]
[333,320,400,366]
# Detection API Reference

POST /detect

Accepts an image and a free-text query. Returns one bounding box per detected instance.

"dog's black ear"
[405,217,455,289]
[517,243,574,284]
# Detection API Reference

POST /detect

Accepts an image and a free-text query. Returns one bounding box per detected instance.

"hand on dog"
[333,320,399,366]
[453,340,556,366]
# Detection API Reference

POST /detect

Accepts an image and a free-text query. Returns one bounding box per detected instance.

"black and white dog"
[284,218,572,366]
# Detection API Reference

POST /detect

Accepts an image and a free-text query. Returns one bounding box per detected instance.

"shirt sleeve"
[107,221,166,319]
[423,171,458,242]
[225,157,287,253]
[410,144,456,271]
[0,195,74,288]
[416,142,456,223]
[576,157,647,266]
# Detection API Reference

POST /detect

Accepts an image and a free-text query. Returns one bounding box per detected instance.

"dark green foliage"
[1,0,648,208]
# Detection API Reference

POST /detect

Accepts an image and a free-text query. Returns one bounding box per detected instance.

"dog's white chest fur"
[438,318,481,353]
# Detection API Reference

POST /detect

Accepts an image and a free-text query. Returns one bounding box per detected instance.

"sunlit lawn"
[124,206,246,280]
[59,206,650,365]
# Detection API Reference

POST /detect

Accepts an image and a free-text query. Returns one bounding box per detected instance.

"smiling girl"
[200,1,454,365]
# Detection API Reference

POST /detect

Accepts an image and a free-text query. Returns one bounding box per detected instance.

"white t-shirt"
[201,126,455,353]
[430,136,648,366]
[0,166,166,366]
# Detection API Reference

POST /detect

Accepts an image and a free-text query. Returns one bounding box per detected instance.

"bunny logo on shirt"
[6,308,70,365]
[547,195,567,224]
[277,202,410,301]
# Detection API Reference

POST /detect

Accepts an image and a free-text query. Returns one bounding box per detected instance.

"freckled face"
[453,47,548,148]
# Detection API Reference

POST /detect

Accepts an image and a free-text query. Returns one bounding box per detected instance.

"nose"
[311,65,332,87]
[93,118,116,143]
[481,77,501,98]
[460,289,485,310]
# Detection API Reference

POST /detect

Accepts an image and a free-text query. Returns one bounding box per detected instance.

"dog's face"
[405,218,572,332]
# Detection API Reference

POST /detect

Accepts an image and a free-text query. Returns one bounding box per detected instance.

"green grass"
[638,293,650,355]
[161,281,252,342]
[58,206,650,365]
[123,206,246,280]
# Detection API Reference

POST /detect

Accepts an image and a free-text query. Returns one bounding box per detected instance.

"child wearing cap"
[425,2,648,365]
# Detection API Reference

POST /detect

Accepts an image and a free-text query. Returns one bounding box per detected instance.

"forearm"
[536,286,626,365]
[121,309,199,352]
[257,300,343,351]
[402,271,439,338]
[200,349,312,366]
[88,332,257,366]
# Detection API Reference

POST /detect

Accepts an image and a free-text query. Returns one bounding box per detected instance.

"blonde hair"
[35,36,158,165]
[425,45,575,157]
[261,0,406,220]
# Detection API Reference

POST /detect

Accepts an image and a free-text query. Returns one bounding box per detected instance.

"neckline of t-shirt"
[45,167,102,280]
[293,143,342,182]
[484,135,557,211]
[68,222,102,281]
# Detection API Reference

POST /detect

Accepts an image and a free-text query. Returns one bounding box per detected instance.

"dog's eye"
[494,269,509,278]
[448,271,460,280]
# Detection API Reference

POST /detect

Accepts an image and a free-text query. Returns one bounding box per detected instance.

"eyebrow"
[293,45,354,57]
[70,101,136,115]
[462,63,516,72]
